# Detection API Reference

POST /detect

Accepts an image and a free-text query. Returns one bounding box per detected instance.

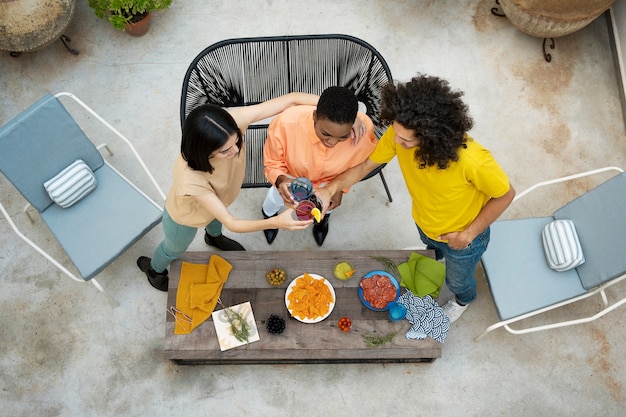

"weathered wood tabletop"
[165,250,442,364]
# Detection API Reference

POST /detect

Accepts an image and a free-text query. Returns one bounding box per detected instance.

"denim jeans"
[151,208,222,273]
[415,224,490,305]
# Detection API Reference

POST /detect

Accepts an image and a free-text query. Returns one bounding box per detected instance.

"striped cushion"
[541,219,585,272]
[43,159,97,208]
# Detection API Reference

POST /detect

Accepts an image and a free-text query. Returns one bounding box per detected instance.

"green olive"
[266,268,286,286]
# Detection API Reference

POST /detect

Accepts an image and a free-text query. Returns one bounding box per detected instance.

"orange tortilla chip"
[287,273,334,320]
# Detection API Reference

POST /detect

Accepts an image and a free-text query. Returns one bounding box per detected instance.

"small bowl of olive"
[266,268,287,287]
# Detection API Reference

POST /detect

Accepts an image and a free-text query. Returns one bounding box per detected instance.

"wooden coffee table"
[165,250,442,364]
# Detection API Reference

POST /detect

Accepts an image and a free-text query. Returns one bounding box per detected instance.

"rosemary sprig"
[218,300,251,344]
[362,331,398,347]
[369,256,401,278]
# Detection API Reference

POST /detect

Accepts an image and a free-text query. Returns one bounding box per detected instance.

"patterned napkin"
[397,290,450,343]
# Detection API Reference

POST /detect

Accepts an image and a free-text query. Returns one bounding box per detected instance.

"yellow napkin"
[174,255,232,334]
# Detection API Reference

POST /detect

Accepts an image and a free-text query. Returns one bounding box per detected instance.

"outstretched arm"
[228,93,319,132]
[194,193,312,233]
[315,158,381,213]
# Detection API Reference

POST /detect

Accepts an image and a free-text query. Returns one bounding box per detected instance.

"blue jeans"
[150,208,222,273]
[416,224,490,305]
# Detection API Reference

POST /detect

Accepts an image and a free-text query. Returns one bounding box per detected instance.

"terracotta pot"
[500,0,615,38]
[125,12,151,37]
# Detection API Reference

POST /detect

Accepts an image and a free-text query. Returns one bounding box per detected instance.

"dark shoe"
[137,256,168,292]
[313,213,330,246]
[262,210,278,244]
[204,232,246,251]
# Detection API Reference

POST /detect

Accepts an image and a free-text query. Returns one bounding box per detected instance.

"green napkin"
[398,252,446,298]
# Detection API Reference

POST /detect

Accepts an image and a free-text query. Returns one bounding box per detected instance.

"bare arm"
[194,193,312,233]
[315,158,381,212]
[440,185,516,249]
[228,92,319,132]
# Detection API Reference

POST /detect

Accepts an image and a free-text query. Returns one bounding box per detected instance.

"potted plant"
[88,0,172,36]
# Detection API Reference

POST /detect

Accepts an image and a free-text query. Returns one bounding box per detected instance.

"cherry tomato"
[338,316,352,332]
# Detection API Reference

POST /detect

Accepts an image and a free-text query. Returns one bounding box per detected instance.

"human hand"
[313,188,333,215]
[350,117,366,145]
[276,177,295,206]
[438,231,473,250]
[328,191,343,210]
[276,209,312,230]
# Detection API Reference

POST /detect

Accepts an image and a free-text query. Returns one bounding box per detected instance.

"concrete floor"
[1,0,626,415]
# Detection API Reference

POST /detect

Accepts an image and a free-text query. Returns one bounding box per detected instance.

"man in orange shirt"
[262,86,377,245]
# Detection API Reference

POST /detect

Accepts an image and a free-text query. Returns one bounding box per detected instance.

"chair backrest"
[0,94,104,212]
[180,34,393,187]
[554,172,626,289]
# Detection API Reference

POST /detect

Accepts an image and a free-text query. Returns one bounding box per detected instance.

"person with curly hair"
[314,75,515,323]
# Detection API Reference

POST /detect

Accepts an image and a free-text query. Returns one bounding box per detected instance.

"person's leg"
[262,186,284,216]
[205,218,222,237]
[312,183,332,246]
[204,218,246,251]
[138,208,197,291]
[261,187,283,244]
[312,208,332,246]
[152,208,198,272]
[416,224,490,322]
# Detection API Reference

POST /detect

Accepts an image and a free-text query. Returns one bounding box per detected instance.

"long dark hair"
[181,104,243,173]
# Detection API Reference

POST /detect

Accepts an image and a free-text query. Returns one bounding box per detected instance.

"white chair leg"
[96,143,113,156]
[474,322,506,341]
[90,278,120,307]
[23,203,36,223]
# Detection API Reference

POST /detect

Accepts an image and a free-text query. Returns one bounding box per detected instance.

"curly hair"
[380,74,473,169]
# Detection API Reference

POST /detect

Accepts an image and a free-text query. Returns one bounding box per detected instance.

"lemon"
[311,207,322,223]
[334,261,356,281]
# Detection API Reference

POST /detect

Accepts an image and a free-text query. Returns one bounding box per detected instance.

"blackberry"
[265,314,286,334]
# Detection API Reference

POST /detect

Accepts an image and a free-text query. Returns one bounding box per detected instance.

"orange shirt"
[263,105,377,189]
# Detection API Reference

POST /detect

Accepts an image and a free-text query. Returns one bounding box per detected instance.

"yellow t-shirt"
[369,125,510,241]
[165,150,246,228]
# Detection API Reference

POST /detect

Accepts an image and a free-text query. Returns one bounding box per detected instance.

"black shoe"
[262,210,278,244]
[313,213,330,246]
[137,256,168,292]
[204,232,246,251]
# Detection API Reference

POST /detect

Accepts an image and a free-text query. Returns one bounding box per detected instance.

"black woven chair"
[180,34,393,202]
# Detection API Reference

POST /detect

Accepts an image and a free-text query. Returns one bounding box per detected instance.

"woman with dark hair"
[138,93,317,291]
[315,75,515,324]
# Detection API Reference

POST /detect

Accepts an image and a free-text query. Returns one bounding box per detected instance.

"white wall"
[609,1,626,126]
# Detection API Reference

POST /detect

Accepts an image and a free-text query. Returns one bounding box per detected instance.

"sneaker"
[443,299,468,323]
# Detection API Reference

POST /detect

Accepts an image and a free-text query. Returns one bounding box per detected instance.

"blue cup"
[389,302,407,321]
[290,177,313,202]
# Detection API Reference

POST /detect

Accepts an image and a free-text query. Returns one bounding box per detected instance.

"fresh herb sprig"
[218,300,251,344]
[370,256,401,278]
[362,331,398,347]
